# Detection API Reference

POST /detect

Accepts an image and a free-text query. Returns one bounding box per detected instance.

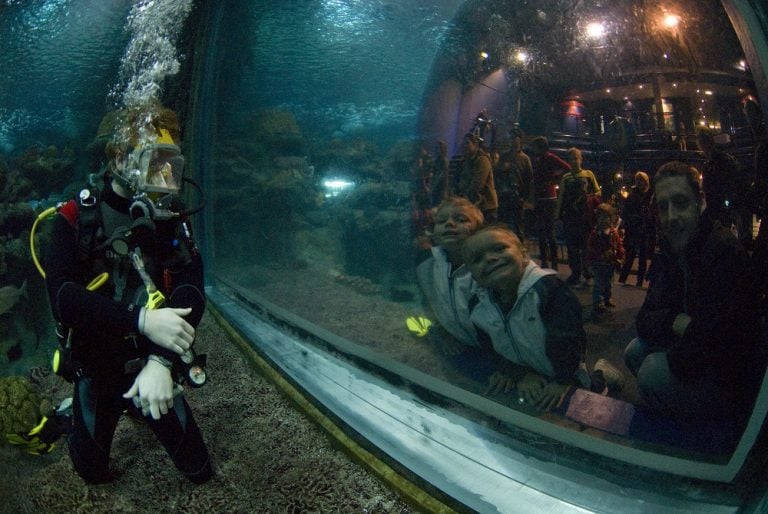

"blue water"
[0,0,131,153]
[213,0,462,149]
[0,0,462,165]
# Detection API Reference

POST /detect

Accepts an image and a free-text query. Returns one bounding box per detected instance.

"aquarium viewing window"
[188,0,768,510]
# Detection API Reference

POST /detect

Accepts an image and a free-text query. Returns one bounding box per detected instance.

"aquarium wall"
[1,0,768,509]
[201,0,768,492]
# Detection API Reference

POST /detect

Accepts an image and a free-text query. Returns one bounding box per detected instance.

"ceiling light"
[586,22,605,39]
[663,14,680,28]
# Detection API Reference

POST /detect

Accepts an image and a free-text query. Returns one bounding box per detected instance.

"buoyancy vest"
[60,185,196,304]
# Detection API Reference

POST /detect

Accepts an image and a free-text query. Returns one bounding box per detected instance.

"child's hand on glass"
[534,382,569,411]
[516,372,548,403]
[485,371,517,395]
[518,373,569,411]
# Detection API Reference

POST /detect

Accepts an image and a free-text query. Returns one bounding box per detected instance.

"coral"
[0,203,35,239]
[12,144,74,197]
[249,110,306,156]
[2,169,35,202]
[0,375,44,437]
[250,110,302,137]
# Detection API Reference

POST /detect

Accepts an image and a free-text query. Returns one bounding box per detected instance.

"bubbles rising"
[111,0,192,147]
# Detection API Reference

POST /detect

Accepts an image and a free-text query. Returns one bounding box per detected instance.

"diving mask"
[130,138,184,196]
[113,129,185,221]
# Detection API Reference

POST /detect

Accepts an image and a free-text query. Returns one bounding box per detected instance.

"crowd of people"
[414,113,768,434]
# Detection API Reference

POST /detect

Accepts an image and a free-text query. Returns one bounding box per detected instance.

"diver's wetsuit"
[45,180,212,484]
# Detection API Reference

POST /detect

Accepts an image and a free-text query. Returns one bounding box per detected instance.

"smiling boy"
[462,225,588,410]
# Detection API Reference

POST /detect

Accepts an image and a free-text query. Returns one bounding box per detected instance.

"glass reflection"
[208,0,767,465]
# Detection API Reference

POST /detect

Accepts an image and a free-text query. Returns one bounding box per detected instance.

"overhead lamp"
[663,13,680,28]
[586,21,605,39]
[515,51,528,63]
[480,51,489,60]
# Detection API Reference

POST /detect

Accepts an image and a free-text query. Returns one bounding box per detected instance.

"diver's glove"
[123,357,175,420]
[5,401,73,455]
[140,306,194,356]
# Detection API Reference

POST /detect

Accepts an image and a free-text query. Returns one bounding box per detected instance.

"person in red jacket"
[528,136,570,269]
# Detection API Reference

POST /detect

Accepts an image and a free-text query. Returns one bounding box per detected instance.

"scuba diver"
[27,122,213,484]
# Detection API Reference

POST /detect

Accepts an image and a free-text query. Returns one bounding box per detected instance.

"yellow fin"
[406,316,432,337]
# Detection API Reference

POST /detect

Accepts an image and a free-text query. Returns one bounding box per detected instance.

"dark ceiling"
[436,0,752,97]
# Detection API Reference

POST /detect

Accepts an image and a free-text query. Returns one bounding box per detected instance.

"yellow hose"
[29,203,108,291]
[30,206,58,278]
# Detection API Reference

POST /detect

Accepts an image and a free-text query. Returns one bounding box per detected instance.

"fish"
[0,279,27,316]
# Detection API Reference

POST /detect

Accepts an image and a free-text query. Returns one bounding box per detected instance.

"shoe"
[593,358,625,394]
[604,299,617,308]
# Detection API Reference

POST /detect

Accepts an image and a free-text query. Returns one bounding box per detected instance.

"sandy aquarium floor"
[0,311,417,514]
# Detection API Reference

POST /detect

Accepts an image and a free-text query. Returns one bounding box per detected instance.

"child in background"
[416,197,485,356]
[462,225,588,410]
[586,203,625,318]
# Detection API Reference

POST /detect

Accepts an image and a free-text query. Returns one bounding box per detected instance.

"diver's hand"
[140,307,194,355]
[485,371,517,395]
[122,359,175,420]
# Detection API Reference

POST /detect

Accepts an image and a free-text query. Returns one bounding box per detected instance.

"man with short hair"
[457,132,498,223]
[497,128,533,238]
[624,161,766,423]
